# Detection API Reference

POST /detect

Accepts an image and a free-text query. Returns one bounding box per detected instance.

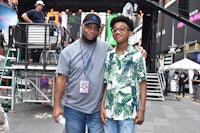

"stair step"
[147,82,160,85]
[147,73,158,76]
[4,66,12,69]
[1,76,12,79]
[147,90,162,93]
[147,92,163,96]
[147,79,159,82]
[146,97,164,101]
[147,85,160,88]
[0,96,12,99]
[9,48,16,51]
[7,57,16,60]
[0,86,12,89]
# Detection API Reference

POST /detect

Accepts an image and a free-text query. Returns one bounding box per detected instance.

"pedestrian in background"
[21,0,46,62]
[178,69,189,97]
[0,29,6,53]
[172,70,179,93]
[21,0,46,23]
[191,69,200,101]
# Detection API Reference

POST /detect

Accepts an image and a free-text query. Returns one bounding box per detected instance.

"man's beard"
[82,34,97,44]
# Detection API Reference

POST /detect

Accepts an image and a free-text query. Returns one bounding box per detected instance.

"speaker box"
[178,0,189,19]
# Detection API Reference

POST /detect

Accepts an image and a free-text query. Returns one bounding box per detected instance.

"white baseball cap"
[35,0,45,6]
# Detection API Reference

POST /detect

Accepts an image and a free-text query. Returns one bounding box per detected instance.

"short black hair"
[110,15,134,31]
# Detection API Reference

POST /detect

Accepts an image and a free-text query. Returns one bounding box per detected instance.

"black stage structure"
[17,0,200,72]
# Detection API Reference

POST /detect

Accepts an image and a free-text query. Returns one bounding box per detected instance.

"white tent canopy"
[165,58,200,70]
[165,58,200,94]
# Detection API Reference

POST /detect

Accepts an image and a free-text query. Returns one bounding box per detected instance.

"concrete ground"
[7,103,64,133]
[7,93,200,133]
[136,94,200,133]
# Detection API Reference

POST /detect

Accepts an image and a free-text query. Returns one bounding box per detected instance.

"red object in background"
[2,78,7,83]
[0,47,4,55]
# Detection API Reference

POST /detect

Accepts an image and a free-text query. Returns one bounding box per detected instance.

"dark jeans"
[179,83,185,97]
[64,106,104,133]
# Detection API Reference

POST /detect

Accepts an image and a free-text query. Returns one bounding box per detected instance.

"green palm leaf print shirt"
[104,44,146,120]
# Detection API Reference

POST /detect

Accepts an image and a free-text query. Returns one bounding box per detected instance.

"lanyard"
[80,41,97,77]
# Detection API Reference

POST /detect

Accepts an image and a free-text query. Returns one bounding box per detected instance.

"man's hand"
[135,45,147,58]
[53,106,64,123]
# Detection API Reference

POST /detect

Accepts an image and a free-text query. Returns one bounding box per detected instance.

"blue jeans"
[104,118,135,133]
[64,106,104,133]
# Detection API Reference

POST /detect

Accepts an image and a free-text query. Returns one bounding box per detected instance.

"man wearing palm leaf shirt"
[100,15,147,133]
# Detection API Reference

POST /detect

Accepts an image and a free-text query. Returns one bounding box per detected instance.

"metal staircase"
[146,72,165,101]
[146,56,166,102]
[0,48,20,104]
[145,56,166,101]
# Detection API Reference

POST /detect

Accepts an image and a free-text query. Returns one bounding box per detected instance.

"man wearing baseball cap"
[53,13,112,133]
[21,0,46,23]
[83,13,101,28]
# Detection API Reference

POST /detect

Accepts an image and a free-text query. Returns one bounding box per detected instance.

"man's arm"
[44,17,48,24]
[53,74,67,122]
[184,74,189,83]
[134,80,147,125]
[193,75,200,82]
[134,45,147,58]
[21,13,33,23]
